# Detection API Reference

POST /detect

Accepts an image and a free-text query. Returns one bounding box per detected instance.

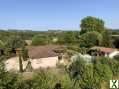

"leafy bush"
[32,34,48,45]
[32,70,74,89]
[0,63,19,89]
[108,59,119,76]
[67,58,94,89]
[93,59,112,88]
[67,57,113,89]
[14,79,33,89]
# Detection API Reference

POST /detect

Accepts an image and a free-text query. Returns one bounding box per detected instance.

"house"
[28,45,64,59]
[27,45,66,69]
[88,46,118,58]
[109,51,119,58]
[5,45,66,71]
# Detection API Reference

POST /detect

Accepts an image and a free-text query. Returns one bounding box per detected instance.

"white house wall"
[5,56,58,71]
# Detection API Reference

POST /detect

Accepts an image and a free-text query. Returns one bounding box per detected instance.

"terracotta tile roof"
[100,48,117,53]
[91,46,117,53]
[28,45,65,59]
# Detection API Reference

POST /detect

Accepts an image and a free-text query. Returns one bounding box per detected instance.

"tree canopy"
[32,34,48,45]
[101,30,113,47]
[5,36,25,50]
[80,16,105,34]
[79,31,103,48]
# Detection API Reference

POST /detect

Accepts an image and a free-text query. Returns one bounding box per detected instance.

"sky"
[0,0,119,30]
